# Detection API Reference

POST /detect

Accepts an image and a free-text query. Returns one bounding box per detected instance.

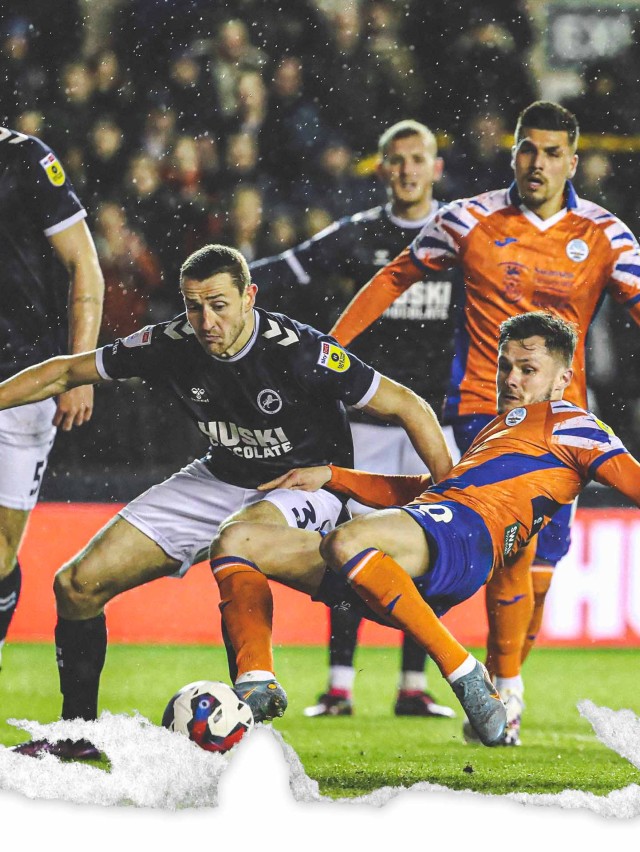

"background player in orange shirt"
[208,311,640,746]
[328,101,640,743]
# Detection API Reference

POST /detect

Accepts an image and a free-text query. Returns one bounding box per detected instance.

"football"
[162,680,254,753]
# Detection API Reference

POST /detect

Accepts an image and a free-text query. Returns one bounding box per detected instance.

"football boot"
[234,678,288,723]
[394,690,456,718]
[451,661,506,746]
[303,690,353,717]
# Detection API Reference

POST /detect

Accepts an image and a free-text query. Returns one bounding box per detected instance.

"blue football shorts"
[313,499,494,622]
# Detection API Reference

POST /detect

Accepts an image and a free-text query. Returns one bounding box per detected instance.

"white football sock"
[399,671,426,692]
[329,665,355,692]
[235,670,275,685]
[446,654,477,685]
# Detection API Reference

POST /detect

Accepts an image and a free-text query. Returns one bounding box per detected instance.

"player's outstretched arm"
[592,452,640,507]
[258,464,430,510]
[0,352,102,413]
[330,246,422,346]
[362,375,453,482]
[49,219,105,430]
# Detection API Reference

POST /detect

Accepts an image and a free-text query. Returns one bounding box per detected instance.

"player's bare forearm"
[67,261,104,354]
[0,353,101,412]
[49,219,105,354]
[363,377,453,482]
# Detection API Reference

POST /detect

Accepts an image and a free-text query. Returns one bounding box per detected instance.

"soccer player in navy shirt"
[0,244,452,758]
[0,127,104,670]
[251,120,460,718]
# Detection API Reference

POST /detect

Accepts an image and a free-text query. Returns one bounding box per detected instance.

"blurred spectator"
[166,49,218,135]
[293,139,377,218]
[91,50,138,126]
[234,70,268,136]
[14,109,45,138]
[446,111,512,196]
[0,16,47,122]
[47,60,96,152]
[139,105,178,160]
[315,6,382,152]
[94,201,162,340]
[207,19,267,122]
[85,116,129,204]
[562,60,629,135]
[263,210,299,255]
[573,150,627,219]
[261,56,327,183]
[220,131,278,206]
[223,185,270,262]
[440,21,537,132]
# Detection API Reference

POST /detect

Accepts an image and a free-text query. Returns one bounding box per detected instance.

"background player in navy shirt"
[0,244,452,759]
[251,120,460,719]
[0,128,104,670]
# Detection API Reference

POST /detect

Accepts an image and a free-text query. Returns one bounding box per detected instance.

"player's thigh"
[214,522,325,594]
[0,400,56,511]
[324,508,430,578]
[57,515,180,605]
[219,498,288,530]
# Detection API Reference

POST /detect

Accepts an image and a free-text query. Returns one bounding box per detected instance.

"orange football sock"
[211,557,274,678]
[520,566,554,664]
[485,545,535,678]
[340,549,468,678]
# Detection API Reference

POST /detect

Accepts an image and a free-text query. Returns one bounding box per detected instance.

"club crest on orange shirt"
[499,262,526,303]
[505,407,527,426]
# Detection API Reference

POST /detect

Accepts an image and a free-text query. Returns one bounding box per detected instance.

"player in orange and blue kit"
[210,311,640,746]
[329,101,640,742]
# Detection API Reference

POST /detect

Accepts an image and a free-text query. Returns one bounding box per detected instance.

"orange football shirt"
[331,183,640,420]
[329,399,640,573]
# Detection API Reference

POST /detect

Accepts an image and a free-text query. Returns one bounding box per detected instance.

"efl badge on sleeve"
[39,152,66,186]
[317,342,351,373]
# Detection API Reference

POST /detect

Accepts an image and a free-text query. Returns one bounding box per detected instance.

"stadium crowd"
[1,0,639,496]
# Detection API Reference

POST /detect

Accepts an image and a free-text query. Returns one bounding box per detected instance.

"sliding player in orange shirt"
[209,312,640,746]
[329,101,640,743]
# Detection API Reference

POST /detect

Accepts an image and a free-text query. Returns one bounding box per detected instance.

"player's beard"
[200,315,249,357]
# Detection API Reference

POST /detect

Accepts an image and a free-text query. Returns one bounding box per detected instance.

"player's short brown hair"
[499,311,578,366]
[515,101,580,151]
[378,120,437,158]
[180,244,250,294]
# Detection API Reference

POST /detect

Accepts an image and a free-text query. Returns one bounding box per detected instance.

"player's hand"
[257,465,332,492]
[54,385,94,431]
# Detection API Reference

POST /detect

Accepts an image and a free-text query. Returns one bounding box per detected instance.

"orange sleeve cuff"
[328,464,431,509]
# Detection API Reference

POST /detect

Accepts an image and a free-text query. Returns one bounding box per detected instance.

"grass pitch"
[1,642,638,798]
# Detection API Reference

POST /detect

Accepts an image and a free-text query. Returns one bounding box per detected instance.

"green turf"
[1,642,639,798]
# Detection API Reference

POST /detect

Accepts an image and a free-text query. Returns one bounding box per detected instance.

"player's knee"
[54,560,109,614]
[0,539,19,578]
[210,521,259,563]
[320,525,357,571]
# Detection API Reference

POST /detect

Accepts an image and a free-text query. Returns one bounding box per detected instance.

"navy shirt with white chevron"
[96,308,380,488]
[0,128,87,380]
[250,202,463,413]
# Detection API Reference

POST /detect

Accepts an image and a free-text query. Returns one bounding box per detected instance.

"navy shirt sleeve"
[22,135,86,235]
[291,324,380,407]
[250,217,353,290]
[96,322,173,381]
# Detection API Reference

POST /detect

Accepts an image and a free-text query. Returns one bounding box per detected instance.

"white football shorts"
[119,458,345,576]
[0,399,57,510]
[349,421,460,515]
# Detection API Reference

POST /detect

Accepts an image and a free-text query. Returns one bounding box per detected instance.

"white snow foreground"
[0,701,638,815]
